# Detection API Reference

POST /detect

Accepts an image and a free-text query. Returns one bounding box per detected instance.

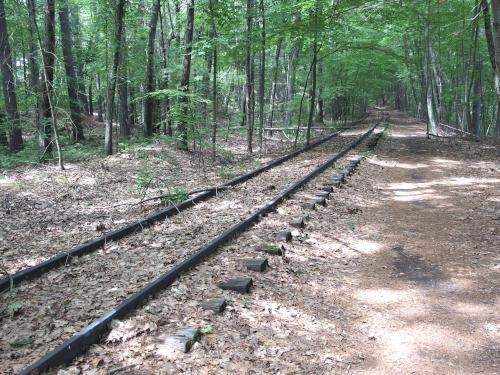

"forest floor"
[69,110,498,375]
[2,110,500,374]
[0,124,339,275]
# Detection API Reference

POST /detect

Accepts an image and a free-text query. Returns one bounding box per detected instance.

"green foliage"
[201,324,214,335]
[9,338,33,348]
[159,187,189,206]
[132,164,161,196]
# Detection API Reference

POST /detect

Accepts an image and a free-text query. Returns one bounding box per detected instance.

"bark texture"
[0,0,23,151]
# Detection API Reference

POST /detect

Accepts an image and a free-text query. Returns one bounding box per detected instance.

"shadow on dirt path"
[340,110,500,374]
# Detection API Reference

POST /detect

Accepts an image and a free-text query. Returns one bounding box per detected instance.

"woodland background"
[0,0,499,169]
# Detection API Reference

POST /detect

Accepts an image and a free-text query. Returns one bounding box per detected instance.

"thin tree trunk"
[209,0,217,156]
[96,73,103,121]
[246,0,255,153]
[159,4,173,136]
[118,27,129,138]
[315,60,324,124]
[258,0,265,151]
[471,55,482,135]
[59,0,84,141]
[285,39,301,127]
[178,0,195,150]
[27,0,41,135]
[484,0,500,136]
[144,0,161,137]
[71,11,89,115]
[307,39,317,145]
[88,78,93,116]
[104,0,126,155]
[267,38,282,133]
[40,0,56,154]
[425,2,438,135]
[0,0,23,151]
[37,0,63,168]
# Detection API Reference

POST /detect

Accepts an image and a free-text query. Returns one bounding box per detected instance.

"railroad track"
[0,118,375,293]
[2,113,386,374]
[437,122,471,136]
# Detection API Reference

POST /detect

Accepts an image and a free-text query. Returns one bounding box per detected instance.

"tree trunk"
[59,1,84,141]
[144,0,160,137]
[118,27,129,138]
[315,60,324,124]
[71,11,89,115]
[27,0,41,134]
[209,0,217,156]
[471,56,482,135]
[425,3,438,136]
[40,0,57,154]
[159,4,173,136]
[104,0,126,155]
[285,39,301,128]
[484,0,500,136]
[258,0,265,151]
[88,78,93,116]
[267,38,282,133]
[178,0,195,150]
[129,86,136,129]
[0,0,23,151]
[96,73,103,121]
[306,39,317,145]
[246,0,255,153]
[0,112,7,145]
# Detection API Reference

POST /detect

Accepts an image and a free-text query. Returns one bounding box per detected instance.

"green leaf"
[6,302,23,316]
[10,338,33,347]
[201,324,214,335]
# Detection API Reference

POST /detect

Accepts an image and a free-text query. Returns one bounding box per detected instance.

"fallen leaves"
[107,317,157,343]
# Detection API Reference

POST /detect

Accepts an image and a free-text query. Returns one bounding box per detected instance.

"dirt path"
[337,111,500,374]
[12,110,499,375]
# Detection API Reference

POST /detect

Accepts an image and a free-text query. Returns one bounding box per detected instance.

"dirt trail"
[25,110,499,375]
[339,111,500,374]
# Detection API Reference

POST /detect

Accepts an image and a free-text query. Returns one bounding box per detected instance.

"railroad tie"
[246,258,268,272]
[157,327,201,353]
[314,197,327,207]
[256,243,285,256]
[218,277,253,293]
[289,217,306,228]
[302,202,316,210]
[320,185,334,192]
[273,231,292,241]
[331,173,345,183]
[201,297,227,313]
[314,191,330,200]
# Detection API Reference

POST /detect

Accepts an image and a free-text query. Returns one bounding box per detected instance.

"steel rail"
[19,116,383,375]
[0,116,369,293]
[438,122,471,136]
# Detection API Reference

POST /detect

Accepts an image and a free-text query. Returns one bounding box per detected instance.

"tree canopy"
[0,0,497,167]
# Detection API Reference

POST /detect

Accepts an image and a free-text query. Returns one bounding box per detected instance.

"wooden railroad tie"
[218,277,253,293]
[302,202,316,210]
[338,168,350,178]
[158,327,201,353]
[256,243,285,256]
[246,258,268,272]
[273,231,292,241]
[289,217,305,228]
[314,191,330,199]
[331,173,345,183]
[320,185,334,192]
[314,197,327,207]
[201,297,227,313]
